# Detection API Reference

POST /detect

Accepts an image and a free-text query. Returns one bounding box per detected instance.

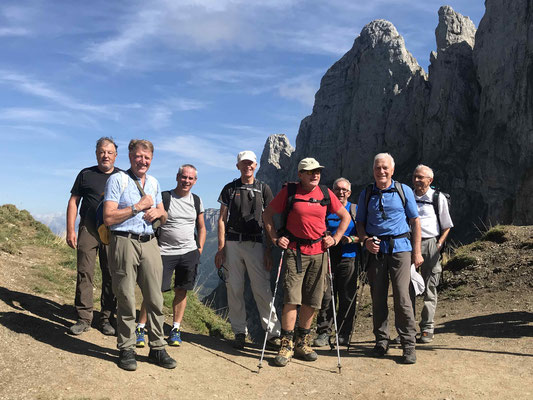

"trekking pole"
[257,250,284,372]
[346,269,367,352]
[327,248,342,374]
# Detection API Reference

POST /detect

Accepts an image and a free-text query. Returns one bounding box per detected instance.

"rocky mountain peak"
[256,134,294,194]
[435,5,476,50]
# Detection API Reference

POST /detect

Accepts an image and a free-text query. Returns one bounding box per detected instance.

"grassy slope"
[0,204,232,338]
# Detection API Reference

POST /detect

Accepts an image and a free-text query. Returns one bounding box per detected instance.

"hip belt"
[376,232,410,255]
[112,231,155,243]
[286,231,324,273]
[226,232,263,243]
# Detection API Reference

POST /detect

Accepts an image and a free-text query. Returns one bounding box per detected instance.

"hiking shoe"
[294,333,318,362]
[402,347,417,364]
[389,335,401,345]
[337,335,349,346]
[418,331,434,344]
[148,348,177,369]
[135,327,146,348]
[266,336,281,350]
[233,333,246,349]
[69,320,90,335]
[100,321,115,336]
[274,337,294,367]
[168,327,182,347]
[118,349,137,371]
[372,342,389,357]
[313,332,329,347]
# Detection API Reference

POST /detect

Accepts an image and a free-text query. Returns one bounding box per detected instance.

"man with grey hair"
[66,137,119,336]
[356,152,423,364]
[104,139,176,371]
[135,164,206,348]
[314,177,360,347]
[412,164,453,343]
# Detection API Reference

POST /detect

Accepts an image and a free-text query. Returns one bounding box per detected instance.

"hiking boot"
[402,347,417,364]
[274,336,294,367]
[100,321,115,336]
[372,342,389,357]
[313,332,329,347]
[168,327,182,347]
[148,348,177,369]
[294,333,318,362]
[118,349,137,371]
[389,335,401,345]
[233,333,246,349]
[337,335,349,346]
[69,320,90,335]
[266,336,281,350]
[135,327,146,348]
[418,331,434,344]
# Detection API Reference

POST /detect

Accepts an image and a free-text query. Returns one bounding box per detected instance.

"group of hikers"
[66,137,452,371]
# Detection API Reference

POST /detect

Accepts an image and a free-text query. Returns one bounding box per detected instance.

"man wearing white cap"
[215,150,281,349]
[263,157,350,367]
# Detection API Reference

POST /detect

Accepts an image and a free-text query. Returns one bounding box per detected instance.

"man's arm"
[214,204,228,268]
[66,195,81,249]
[263,204,289,249]
[356,221,380,254]
[323,207,350,248]
[437,227,451,250]
[410,217,423,267]
[196,213,206,254]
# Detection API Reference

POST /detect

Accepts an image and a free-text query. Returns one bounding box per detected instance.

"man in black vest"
[215,150,281,349]
[66,137,119,336]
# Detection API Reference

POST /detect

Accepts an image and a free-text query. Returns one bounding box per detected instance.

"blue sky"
[0,0,485,230]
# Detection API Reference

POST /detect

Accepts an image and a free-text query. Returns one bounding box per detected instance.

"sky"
[0,0,485,232]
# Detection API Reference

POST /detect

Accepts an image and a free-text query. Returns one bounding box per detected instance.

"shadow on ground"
[0,287,117,362]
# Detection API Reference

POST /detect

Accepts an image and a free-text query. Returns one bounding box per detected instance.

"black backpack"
[226,179,265,235]
[278,182,331,236]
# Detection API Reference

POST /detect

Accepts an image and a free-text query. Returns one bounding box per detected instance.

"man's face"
[237,159,257,179]
[96,142,117,173]
[298,168,321,189]
[333,181,351,205]
[413,168,433,194]
[373,157,394,187]
[129,146,152,177]
[177,167,197,193]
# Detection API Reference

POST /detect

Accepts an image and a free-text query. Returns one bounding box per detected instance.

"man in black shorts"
[66,137,119,336]
[136,164,206,347]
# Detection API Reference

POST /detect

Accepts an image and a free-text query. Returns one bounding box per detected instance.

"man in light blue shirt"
[356,153,423,364]
[104,139,176,371]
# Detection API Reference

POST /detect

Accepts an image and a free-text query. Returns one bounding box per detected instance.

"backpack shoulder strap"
[394,181,407,208]
[162,190,171,212]
[318,185,331,206]
[433,189,441,232]
[192,193,201,217]
[349,203,357,223]
[364,183,374,218]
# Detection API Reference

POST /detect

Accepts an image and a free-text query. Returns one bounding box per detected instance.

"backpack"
[416,188,451,248]
[225,178,265,234]
[278,182,331,236]
[95,171,129,245]
[158,190,202,246]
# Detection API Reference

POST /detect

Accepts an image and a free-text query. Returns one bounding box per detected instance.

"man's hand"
[340,235,350,244]
[412,252,424,268]
[66,230,77,249]
[143,207,161,223]
[365,237,380,254]
[322,235,337,249]
[276,236,289,250]
[137,194,154,211]
[215,249,225,269]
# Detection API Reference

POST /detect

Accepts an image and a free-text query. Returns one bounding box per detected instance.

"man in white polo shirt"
[412,164,453,343]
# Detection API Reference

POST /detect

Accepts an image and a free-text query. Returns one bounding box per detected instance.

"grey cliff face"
[256,134,294,194]
[257,3,533,240]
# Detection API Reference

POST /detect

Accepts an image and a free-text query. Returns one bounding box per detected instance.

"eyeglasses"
[414,174,430,180]
[303,169,321,175]
[334,188,350,193]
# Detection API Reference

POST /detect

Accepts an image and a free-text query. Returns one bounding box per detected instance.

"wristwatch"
[131,204,139,216]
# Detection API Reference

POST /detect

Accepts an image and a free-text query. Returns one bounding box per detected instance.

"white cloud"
[159,135,236,169]
[0,27,29,36]
[0,107,98,127]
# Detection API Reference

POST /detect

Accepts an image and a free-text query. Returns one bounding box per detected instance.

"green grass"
[480,225,508,243]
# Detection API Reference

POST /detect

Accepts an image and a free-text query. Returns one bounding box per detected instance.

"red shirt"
[269,184,343,255]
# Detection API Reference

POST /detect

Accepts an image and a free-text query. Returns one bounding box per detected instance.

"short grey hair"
[374,152,395,168]
[414,164,434,179]
[96,137,117,151]
[178,164,198,178]
[333,177,351,191]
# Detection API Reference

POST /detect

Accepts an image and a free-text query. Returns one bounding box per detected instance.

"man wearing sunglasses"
[355,153,423,364]
[263,158,350,367]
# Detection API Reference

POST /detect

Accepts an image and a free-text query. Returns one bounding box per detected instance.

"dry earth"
[0,227,532,400]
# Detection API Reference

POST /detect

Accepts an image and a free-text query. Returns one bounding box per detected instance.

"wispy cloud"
[0,107,99,127]
[0,27,30,36]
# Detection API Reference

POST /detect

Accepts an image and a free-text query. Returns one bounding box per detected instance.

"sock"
[281,329,294,339]
[173,322,180,330]
[296,327,311,336]
[137,323,145,329]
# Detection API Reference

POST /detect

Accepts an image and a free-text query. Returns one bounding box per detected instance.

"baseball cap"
[298,157,324,171]
[237,150,257,163]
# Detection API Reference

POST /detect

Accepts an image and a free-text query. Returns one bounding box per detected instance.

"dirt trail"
[1,226,532,400]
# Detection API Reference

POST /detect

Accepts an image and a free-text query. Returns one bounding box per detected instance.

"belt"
[226,232,263,243]
[286,231,324,273]
[376,232,410,254]
[112,231,155,242]
[422,237,437,241]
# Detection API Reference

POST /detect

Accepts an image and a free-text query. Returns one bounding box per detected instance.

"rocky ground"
[0,226,532,399]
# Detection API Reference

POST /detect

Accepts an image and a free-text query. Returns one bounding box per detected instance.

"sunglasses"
[303,169,322,175]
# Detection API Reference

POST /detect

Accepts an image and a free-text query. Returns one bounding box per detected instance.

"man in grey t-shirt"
[136,164,206,347]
